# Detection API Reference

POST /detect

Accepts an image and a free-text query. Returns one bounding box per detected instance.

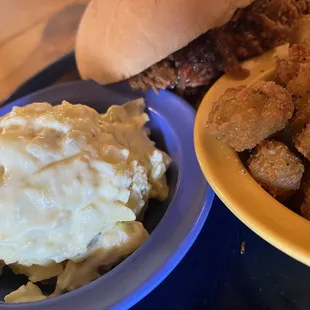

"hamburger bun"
[75,0,253,85]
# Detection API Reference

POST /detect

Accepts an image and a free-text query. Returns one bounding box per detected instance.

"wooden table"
[0,0,91,102]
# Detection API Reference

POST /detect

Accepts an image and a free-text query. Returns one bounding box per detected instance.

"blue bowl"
[0,81,214,310]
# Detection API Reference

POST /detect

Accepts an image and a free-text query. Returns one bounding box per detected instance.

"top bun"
[75,0,253,85]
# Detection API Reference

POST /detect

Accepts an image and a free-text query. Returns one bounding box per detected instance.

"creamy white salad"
[0,99,170,302]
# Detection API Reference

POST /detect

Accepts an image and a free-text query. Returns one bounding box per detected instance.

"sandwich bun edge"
[75,0,253,85]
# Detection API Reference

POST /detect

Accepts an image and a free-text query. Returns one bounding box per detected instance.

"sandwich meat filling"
[129,0,310,98]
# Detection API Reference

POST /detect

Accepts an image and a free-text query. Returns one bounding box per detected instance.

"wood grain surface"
[0,0,91,102]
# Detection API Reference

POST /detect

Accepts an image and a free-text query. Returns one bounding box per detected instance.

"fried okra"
[301,180,310,220]
[286,62,310,109]
[290,98,310,160]
[206,81,294,152]
[275,43,310,109]
[276,44,310,86]
[290,97,310,136]
[248,140,304,200]
[294,124,310,160]
[291,15,310,50]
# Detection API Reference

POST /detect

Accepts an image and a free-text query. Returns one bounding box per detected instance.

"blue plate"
[0,80,214,310]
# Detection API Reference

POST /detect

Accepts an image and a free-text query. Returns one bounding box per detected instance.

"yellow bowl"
[194,44,310,267]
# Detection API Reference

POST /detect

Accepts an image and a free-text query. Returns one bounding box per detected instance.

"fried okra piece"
[206,81,294,152]
[275,44,310,109]
[290,97,310,136]
[301,202,310,220]
[248,140,304,200]
[276,44,310,86]
[299,164,310,220]
[286,62,310,109]
[290,98,310,160]
[301,179,310,220]
[294,124,310,160]
[290,15,310,50]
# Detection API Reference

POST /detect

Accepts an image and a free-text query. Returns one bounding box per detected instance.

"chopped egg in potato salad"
[0,99,170,302]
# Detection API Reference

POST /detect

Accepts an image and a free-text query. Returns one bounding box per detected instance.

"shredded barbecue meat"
[128,60,178,92]
[129,0,310,98]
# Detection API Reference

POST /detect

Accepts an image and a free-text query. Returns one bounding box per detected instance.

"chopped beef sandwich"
[76,0,310,104]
